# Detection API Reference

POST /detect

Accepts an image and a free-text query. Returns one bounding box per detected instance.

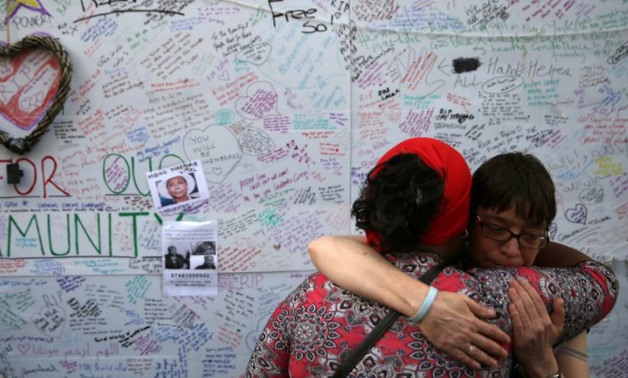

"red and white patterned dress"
[245,253,618,377]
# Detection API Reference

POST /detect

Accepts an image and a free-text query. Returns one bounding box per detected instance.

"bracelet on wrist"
[408,286,438,323]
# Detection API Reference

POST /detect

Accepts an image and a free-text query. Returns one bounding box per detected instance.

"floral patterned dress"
[244,253,618,378]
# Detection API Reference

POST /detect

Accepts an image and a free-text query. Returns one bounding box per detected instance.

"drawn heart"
[565,203,588,225]
[235,81,279,120]
[239,127,275,156]
[17,343,30,354]
[236,42,272,65]
[579,184,604,204]
[0,34,72,154]
[183,125,242,184]
[31,295,66,339]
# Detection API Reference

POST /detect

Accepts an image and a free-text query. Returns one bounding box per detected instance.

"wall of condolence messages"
[0,1,626,376]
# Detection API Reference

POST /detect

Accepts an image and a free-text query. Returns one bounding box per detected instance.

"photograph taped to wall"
[162,220,218,297]
[146,160,209,215]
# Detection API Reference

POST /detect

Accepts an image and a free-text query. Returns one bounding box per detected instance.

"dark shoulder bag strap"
[331,263,445,378]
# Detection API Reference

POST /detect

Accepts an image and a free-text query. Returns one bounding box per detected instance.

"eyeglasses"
[476,216,549,249]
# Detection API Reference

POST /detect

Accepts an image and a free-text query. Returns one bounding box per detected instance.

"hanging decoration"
[0,34,72,154]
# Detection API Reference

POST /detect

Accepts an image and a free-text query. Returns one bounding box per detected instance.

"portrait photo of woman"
[147,161,210,214]
[157,172,198,207]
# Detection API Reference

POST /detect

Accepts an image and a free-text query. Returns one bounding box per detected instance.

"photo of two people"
[163,241,217,270]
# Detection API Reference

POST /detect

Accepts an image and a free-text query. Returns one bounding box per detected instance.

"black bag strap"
[331,263,444,378]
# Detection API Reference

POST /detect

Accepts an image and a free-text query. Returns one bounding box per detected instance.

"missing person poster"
[146,160,210,215]
[162,220,218,297]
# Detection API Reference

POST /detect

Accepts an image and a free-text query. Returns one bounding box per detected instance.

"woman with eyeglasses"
[308,151,614,377]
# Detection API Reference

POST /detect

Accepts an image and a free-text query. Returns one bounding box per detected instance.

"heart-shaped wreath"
[0,34,72,154]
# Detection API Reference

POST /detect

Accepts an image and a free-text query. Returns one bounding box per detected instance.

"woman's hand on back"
[419,291,510,369]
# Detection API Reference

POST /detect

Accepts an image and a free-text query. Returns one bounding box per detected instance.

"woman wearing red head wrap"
[363,137,472,250]
[308,140,617,377]
[246,138,617,377]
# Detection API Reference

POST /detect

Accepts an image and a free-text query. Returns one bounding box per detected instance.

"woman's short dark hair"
[470,152,556,229]
[352,153,444,254]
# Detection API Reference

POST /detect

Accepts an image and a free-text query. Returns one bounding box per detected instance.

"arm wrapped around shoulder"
[543,260,619,345]
[466,260,619,347]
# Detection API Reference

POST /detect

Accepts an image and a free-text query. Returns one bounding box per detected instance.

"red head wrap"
[365,138,471,249]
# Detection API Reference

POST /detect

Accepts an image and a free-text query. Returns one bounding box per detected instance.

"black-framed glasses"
[476,216,549,249]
